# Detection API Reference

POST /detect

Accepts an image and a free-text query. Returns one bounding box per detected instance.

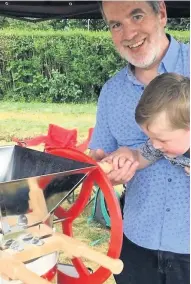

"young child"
[103,73,190,178]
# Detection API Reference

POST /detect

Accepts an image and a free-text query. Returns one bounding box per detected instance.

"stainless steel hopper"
[0,145,95,250]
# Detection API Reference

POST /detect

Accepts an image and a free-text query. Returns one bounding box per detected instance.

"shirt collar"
[126,63,141,86]
[160,34,180,73]
[126,34,180,84]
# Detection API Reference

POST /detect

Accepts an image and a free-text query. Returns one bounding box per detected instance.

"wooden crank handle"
[78,244,124,274]
[0,255,50,284]
[55,233,124,275]
[97,162,113,174]
[11,265,50,284]
[13,232,123,276]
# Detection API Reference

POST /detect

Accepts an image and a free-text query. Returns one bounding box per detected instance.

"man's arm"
[89,84,118,160]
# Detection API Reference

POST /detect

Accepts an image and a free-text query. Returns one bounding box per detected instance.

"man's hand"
[107,160,139,185]
[102,147,139,185]
[89,148,108,162]
[89,147,139,185]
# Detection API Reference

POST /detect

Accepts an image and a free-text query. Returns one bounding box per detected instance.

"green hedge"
[0,29,189,103]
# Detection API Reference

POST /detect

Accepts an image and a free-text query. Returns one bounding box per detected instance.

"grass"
[0,101,117,284]
[0,102,96,144]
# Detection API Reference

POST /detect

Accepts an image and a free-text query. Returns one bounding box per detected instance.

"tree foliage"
[167,18,190,31]
[0,17,190,31]
[0,29,189,103]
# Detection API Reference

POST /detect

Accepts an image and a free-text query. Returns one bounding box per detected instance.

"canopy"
[0,1,189,21]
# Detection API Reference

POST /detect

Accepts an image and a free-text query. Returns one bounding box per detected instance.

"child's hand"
[102,147,138,170]
[101,147,139,185]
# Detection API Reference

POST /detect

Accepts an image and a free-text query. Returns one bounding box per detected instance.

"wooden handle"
[0,253,50,284]
[12,231,123,275]
[75,241,124,274]
[97,162,113,174]
[12,265,50,284]
[60,233,123,274]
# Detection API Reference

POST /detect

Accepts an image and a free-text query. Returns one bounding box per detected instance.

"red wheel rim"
[48,148,123,284]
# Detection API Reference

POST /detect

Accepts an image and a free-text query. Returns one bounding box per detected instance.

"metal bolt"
[10,241,24,251]
[31,237,44,246]
[2,239,14,249]
[22,233,33,242]
[17,214,28,226]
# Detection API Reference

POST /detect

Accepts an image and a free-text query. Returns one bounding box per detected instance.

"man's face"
[142,112,190,157]
[102,1,167,68]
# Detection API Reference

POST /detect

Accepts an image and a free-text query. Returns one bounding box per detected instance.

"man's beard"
[117,30,162,69]
[118,44,160,69]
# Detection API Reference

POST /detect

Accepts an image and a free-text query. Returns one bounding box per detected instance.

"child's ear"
[185,128,190,137]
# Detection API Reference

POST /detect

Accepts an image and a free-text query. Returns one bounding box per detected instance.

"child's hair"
[135,73,190,130]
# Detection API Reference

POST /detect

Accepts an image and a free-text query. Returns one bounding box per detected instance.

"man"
[89,1,190,284]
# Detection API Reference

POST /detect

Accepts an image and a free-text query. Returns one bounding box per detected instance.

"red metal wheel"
[48,148,123,284]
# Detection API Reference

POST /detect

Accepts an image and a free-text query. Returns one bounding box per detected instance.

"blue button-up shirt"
[89,35,190,254]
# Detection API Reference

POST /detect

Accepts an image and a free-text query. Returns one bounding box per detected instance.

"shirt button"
[168,178,172,182]
[166,208,171,212]
[141,86,144,90]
